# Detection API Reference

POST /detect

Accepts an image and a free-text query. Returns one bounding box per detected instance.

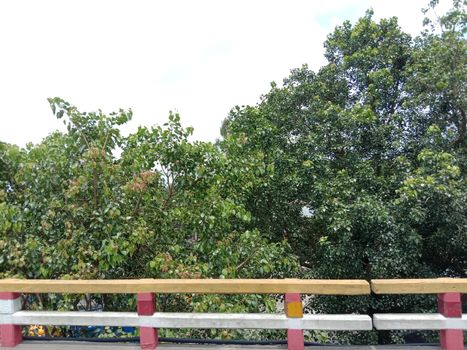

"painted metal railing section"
[0,279,371,350]
[371,279,467,350]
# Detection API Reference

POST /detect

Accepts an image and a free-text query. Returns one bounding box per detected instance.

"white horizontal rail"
[373,313,467,330]
[0,311,372,330]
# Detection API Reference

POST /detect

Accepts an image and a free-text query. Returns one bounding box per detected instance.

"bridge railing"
[0,279,371,350]
[0,278,466,350]
[371,278,467,350]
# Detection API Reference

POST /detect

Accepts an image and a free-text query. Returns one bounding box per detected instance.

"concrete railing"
[0,278,466,350]
[371,278,467,350]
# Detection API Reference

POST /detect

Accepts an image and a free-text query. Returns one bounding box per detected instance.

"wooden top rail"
[371,278,467,294]
[0,279,370,295]
[3,278,466,295]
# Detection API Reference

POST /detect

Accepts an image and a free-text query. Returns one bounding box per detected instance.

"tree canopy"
[0,0,465,345]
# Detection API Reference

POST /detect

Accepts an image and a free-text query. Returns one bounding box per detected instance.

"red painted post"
[438,292,464,350]
[0,292,22,347]
[137,293,158,350]
[285,293,305,350]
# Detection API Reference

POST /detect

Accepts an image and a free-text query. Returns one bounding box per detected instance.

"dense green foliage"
[0,100,297,339]
[222,0,466,343]
[0,0,465,344]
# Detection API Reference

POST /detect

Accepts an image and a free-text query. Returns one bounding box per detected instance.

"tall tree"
[222,1,466,344]
[0,99,298,340]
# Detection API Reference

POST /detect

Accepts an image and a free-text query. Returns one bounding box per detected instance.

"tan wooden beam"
[371,278,467,294]
[0,279,370,295]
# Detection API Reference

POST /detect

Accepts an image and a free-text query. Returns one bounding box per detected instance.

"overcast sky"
[0,0,449,147]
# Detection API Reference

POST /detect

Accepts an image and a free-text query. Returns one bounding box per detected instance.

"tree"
[222,1,466,344]
[409,0,467,150]
[0,99,298,340]
[0,0,464,345]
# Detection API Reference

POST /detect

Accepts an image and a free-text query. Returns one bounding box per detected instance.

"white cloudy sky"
[0,0,449,147]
